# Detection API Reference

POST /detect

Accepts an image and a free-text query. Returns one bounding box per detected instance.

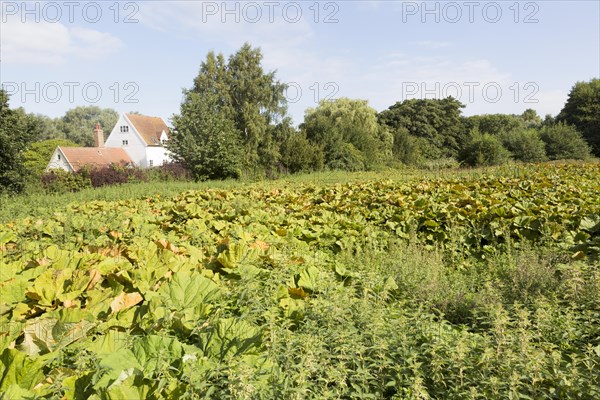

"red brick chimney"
[93,122,104,147]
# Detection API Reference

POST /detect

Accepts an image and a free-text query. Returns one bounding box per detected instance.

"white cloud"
[1,20,123,65]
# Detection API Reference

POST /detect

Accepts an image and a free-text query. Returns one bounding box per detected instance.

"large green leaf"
[0,349,46,392]
[158,271,221,311]
[131,335,184,373]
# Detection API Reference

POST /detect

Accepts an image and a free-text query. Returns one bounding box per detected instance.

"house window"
[149,160,154,167]
[57,154,61,160]
[122,140,129,145]
[162,139,167,145]
[120,126,129,133]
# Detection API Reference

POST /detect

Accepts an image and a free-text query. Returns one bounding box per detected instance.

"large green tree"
[378,97,466,159]
[539,122,592,160]
[182,44,288,173]
[23,139,80,181]
[0,90,36,193]
[27,114,62,142]
[169,92,243,180]
[302,98,392,171]
[56,106,118,146]
[557,78,600,155]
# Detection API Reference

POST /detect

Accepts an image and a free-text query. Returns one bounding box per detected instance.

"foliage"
[41,163,192,193]
[390,127,437,165]
[87,164,147,187]
[23,139,80,181]
[379,97,466,159]
[146,162,193,182]
[56,106,119,147]
[41,168,92,193]
[303,98,392,170]
[181,44,288,173]
[521,108,543,128]
[26,113,62,142]
[0,90,37,194]
[499,128,548,162]
[557,78,600,155]
[170,92,244,180]
[280,130,324,173]
[465,113,526,135]
[539,122,592,160]
[0,163,599,398]
[460,130,511,166]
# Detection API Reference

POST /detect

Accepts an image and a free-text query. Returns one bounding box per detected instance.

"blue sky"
[1,1,599,126]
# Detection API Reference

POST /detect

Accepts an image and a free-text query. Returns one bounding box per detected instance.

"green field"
[1,163,599,399]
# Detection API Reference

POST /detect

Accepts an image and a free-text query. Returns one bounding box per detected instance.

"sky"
[1,0,599,126]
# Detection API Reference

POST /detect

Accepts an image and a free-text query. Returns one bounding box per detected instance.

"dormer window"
[120,126,129,133]
[162,139,167,145]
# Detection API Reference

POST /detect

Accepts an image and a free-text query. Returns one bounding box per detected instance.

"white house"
[105,113,171,168]
[46,113,172,172]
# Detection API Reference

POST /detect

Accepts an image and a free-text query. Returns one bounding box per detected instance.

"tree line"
[1,43,598,193]
[168,43,598,180]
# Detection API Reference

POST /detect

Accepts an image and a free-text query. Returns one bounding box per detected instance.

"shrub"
[539,122,592,160]
[88,164,146,188]
[280,132,325,173]
[500,129,548,163]
[147,162,193,182]
[41,169,91,193]
[392,128,423,165]
[460,130,511,166]
[421,157,460,170]
[327,142,366,171]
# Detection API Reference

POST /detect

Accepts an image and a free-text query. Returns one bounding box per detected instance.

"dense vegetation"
[0,163,599,399]
[0,44,598,195]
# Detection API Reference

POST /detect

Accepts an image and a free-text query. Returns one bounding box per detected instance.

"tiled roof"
[59,147,133,172]
[125,113,170,146]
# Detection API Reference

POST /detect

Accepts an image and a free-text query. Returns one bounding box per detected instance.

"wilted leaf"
[110,292,144,314]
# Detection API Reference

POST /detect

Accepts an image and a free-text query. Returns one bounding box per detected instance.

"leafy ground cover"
[0,163,599,399]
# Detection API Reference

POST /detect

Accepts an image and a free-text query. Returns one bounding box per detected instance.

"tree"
[539,122,592,160]
[56,106,118,146]
[521,109,542,128]
[302,98,392,170]
[169,92,243,180]
[460,130,510,167]
[184,44,288,173]
[27,114,62,142]
[279,131,324,174]
[557,78,600,155]
[499,129,547,163]
[0,90,36,193]
[379,97,466,159]
[389,127,425,165]
[464,113,525,136]
[23,139,80,181]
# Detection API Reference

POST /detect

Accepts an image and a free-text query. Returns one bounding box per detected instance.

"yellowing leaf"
[86,269,103,291]
[288,287,309,299]
[250,240,270,251]
[110,292,143,314]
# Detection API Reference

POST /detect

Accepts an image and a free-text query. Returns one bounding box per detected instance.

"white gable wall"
[104,115,147,167]
[145,146,172,168]
[46,148,73,172]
